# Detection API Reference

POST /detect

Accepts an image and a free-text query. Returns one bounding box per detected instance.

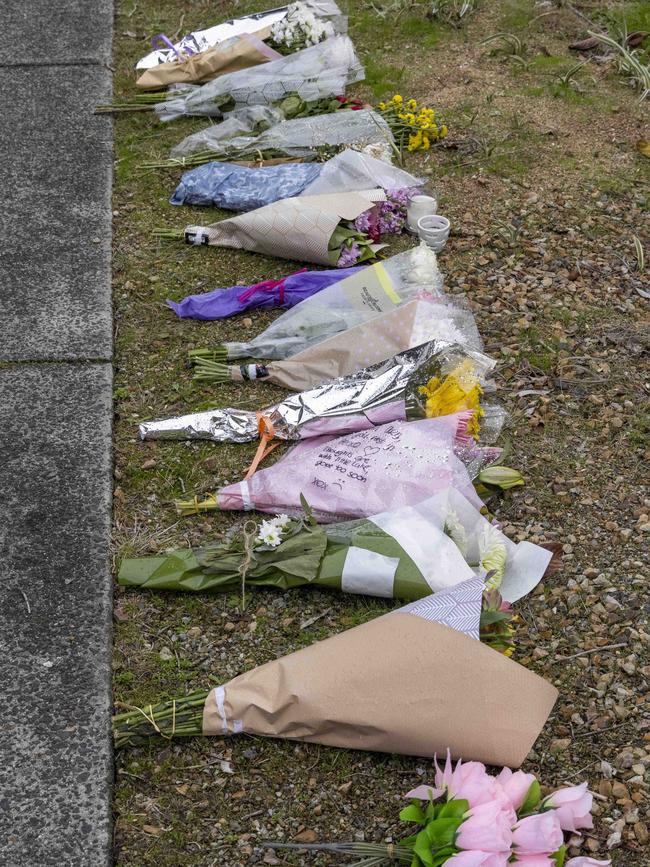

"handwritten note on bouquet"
[223,415,478,522]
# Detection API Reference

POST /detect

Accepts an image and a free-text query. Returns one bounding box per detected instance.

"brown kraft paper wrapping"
[203,612,558,767]
[261,299,420,390]
[135,32,280,90]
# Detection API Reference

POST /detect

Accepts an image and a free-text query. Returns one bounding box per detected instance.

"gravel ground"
[111,0,649,864]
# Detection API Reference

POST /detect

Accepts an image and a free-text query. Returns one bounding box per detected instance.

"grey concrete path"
[0,4,114,866]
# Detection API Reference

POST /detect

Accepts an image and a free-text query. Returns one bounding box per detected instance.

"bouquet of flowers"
[189,298,482,391]
[134,34,282,91]
[174,412,499,521]
[100,35,363,119]
[167,267,353,319]
[169,160,323,210]
[378,94,448,152]
[268,1,336,53]
[267,758,609,867]
[188,245,443,362]
[156,189,389,267]
[155,107,393,168]
[141,342,499,448]
[169,149,421,212]
[135,0,346,69]
[112,576,558,768]
[156,35,364,122]
[120,488,551,612]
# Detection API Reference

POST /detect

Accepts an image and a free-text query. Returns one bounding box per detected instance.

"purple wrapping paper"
[167,267,361,320]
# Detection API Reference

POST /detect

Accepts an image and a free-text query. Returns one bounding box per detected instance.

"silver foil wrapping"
[139,340,490,444]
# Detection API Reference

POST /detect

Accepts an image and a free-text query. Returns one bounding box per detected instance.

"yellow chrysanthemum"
[418,360,484,438]
[407,131,422,151]
[392,94,403,104]
[440,124,448,138]
[421,134,430,150]
[407,98,417,111]
[378,101,386,110]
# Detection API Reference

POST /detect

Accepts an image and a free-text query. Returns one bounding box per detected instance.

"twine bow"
[244,414,280,480]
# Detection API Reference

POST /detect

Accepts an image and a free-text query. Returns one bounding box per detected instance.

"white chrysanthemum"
[478,523,507,589]
[272,513,291,529]
[257,519,283,547]
[444,508,468,557]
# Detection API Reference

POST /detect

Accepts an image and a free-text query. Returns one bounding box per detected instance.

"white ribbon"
[211,685,243,735]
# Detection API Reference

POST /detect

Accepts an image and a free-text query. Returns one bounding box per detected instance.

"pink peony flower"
[542,783,594,832]
[565,859,612,866]
[495,768,538,812]
[446,852,510,867]
[456,801,513,853]
[434,753,505,809]
[512,812,563,855]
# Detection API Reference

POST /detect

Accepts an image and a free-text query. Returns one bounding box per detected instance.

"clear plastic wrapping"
[156,36,364,121]
[222,244,445,360]
[170,107,393,160]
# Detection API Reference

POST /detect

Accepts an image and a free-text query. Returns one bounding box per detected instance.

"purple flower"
[337,242,361,268]
[354,211,372,234]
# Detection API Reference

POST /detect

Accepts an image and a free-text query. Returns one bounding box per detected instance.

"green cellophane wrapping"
[118,518,433,600]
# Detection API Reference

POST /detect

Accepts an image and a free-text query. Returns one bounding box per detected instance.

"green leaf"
[518,779,541,816]
[480,609,511,625]
[436,799,469,820]
[431,847,457,867]
[424,801,437,822]
[299,493,317,526]
[399,804,427,825]
[423,817,462,848]
[413,829,435,867]
[552,844,567,867]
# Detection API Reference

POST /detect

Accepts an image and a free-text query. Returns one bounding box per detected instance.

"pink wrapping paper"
[216,413,482,522]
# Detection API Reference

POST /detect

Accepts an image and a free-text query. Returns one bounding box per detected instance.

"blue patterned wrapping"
[170,161,323,211]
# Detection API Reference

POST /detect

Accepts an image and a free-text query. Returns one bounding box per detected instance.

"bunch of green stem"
[192,357,234,383]
[152,228,185,241]
[176,493,220,516]
[188,346,229,364]
[95,92,167,113]
[112,691,208,747]
[264,841,414,866]
[141,147,306,170]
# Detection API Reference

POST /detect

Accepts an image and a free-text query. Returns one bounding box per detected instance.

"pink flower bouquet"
[267,756,609,867]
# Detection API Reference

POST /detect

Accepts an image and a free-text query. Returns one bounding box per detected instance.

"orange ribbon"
[243,414,279,480]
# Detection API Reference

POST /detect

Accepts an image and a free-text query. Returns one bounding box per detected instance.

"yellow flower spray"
[418,359,484,439]
[376,94,448,153]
